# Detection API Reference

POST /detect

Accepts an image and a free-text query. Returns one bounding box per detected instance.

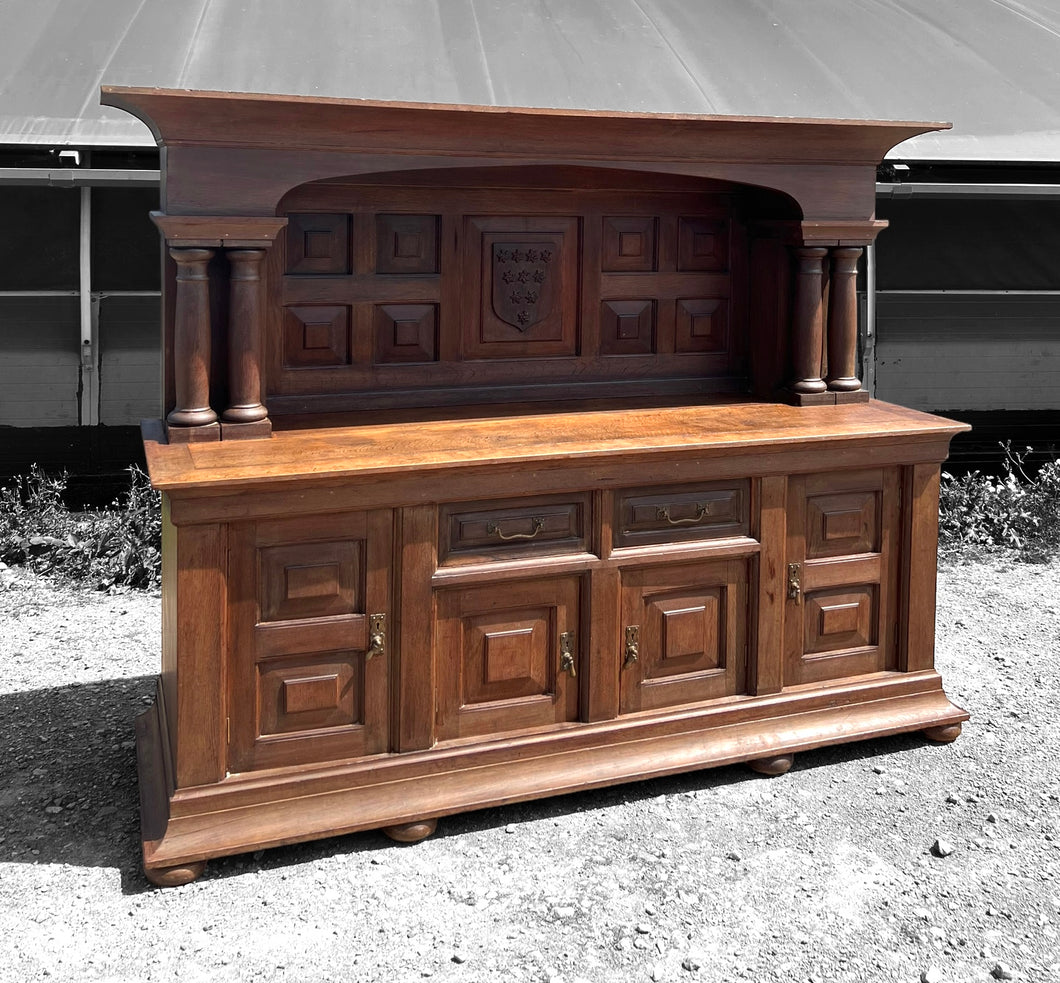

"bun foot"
[748,754,794,777]
[382,818,438,843]
[144,860,207,887]
[923,723,962,744]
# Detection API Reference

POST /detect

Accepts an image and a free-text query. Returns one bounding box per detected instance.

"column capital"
[152,212,288,248]
[800,219,888,247]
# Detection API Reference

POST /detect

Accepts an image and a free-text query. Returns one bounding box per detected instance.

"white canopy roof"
[2,0,1058,161]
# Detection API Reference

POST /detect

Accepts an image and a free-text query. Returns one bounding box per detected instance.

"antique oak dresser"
[102,86,968,886]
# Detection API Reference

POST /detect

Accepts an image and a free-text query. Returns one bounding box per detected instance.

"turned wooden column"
[167,247,217,429]
[791,246,828,397]
[827,246,863,393]
[222,249,269,426]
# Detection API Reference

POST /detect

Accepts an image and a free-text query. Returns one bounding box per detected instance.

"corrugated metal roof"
[2,0,1059,161]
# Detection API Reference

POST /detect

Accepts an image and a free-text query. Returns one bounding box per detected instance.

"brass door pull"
[366,613,386,660]
[656,503,711,526]
[623,625,640,669]
[486,516,544,541]
[787,563,801,605]
[559,631,577,678]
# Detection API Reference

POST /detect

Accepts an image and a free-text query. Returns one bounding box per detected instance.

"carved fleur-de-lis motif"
[516,310,531,325]
[532,270,546,283]
[517,269,530,283]
[502,269,515,284]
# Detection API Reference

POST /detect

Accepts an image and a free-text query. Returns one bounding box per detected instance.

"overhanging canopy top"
[100,86,946,222]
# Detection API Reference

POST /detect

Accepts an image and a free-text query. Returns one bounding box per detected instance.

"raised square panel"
[374,304,438,363]
[464,216,579,359]
[435,575,580,741]
[805,587,876,655]
[677,217,728,272]
[258,655,361,736]
[819,600,861,636]
[286,562,341,601]
[648,589,723,679]
[600,300,655,355]
[464,611,551,705]
[619,557,748,715]
[259,540,362,622]
[675,298,728,354]
[807,491,879,558]
[286,213,349,275]
[284,306,349,368]
[602,216,657,272]
[376,215,439,274]
[283,673,340,714]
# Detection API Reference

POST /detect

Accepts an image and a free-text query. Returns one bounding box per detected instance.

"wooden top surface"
[143,400,968,493]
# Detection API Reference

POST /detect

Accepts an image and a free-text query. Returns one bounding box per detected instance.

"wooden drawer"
[614,480,749,548]
[439,494,591,565]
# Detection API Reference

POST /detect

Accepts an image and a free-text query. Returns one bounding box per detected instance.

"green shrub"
[0,465,161,589]
[2,442,1055,589]
[939,444,1060,561]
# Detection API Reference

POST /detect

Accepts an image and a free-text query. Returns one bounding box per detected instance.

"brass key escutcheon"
[787,563,801,605]
[623,625,640,669]
[559,631,577,678]
[367,613,386,659]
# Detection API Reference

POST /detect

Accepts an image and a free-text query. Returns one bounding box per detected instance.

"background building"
[2,0,1058,491]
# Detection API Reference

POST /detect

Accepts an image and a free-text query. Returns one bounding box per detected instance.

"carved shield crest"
[491,243,555,331]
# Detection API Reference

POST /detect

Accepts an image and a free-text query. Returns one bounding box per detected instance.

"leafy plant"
[939,443,1060,561]
[0,465,161,589]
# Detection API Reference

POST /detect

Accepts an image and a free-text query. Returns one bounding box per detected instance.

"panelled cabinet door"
[434,576,582,742]
[784,469,899,686]
[227,510,392,773]
[619,558,749,715]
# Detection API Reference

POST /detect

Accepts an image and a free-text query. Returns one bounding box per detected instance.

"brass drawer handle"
[559,631,577,678]
[656,503,710,526]
[486,516,545,541]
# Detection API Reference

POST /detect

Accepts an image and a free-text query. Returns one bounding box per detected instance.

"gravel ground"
[0,556,1058,983]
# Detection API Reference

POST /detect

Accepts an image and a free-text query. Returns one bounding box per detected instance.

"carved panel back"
[267,177,749,415]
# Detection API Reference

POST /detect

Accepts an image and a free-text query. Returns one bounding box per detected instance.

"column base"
[220,419,273,440]
[789,390,835,406]
[165,421,221,444]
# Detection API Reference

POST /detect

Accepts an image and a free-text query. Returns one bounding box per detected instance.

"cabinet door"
[619,558,749,715]
[784,469,899,686]
[434,576,582,742]
[228,510,392,773]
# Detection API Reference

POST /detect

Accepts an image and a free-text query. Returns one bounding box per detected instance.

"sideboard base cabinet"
[137,401,967,886]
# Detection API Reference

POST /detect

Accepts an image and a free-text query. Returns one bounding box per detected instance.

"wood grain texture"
[170,521,227,788]
[395,506,436,752]
[143,401,968,496]
[752,475,787,695]
[901,464,943,673]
